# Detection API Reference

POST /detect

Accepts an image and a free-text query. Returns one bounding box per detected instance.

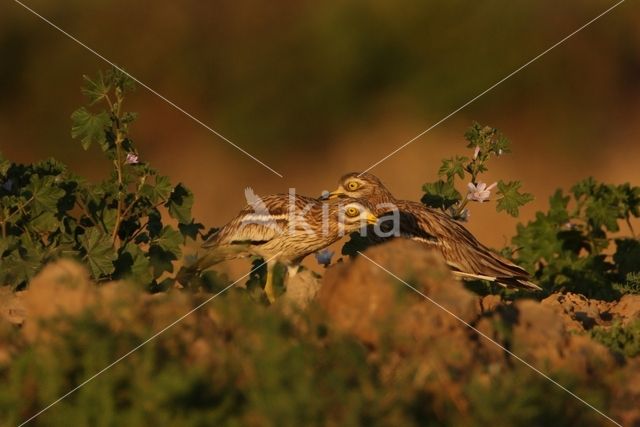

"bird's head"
[324,172,391,200]
[337,200,378,230]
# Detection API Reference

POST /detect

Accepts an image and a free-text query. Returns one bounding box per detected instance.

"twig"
[2,196,34,225]
[626,215,636,239]
[75,198,104,233]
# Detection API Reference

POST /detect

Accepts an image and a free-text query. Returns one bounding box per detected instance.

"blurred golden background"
[1,0,639,261]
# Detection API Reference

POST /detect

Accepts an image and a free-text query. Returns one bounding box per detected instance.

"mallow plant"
[509,178,640,299]
[0,68,208,291]
[421,122,533,220]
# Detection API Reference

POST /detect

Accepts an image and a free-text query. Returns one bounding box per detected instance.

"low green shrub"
[590,320,640,358]
[511,179,640,299]
[0,280,609,427]
[0,69,208,291]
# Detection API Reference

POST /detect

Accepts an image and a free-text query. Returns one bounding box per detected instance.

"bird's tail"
[496,277,542,291]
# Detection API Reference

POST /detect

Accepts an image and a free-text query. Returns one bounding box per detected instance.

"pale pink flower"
[473,146,480,159]
[467,181,497,202]
[125,153,139,164]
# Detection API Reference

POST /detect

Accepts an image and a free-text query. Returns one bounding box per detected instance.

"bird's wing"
[203,194,289,249]
[399,201,537,289]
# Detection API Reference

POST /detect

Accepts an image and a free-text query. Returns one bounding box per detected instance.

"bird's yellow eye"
[346,181,359,191]
[345,206,359,217]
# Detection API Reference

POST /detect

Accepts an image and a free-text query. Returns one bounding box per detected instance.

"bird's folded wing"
[402,201,531,279]
[203,197,292,248]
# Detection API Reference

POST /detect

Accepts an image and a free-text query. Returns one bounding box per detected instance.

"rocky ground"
[316,241,640,425]
[1,240,639,426]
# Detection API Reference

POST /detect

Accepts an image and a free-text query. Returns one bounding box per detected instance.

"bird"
[325,172,541,291]
[188,189,379,303]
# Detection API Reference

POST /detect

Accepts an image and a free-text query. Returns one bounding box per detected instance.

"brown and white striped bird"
[194,190,378,303]
[326,172,541,291]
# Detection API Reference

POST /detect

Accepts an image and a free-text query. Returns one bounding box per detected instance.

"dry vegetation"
[2,240,639,426]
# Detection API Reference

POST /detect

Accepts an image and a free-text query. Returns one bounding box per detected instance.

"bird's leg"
[264,265,276,304]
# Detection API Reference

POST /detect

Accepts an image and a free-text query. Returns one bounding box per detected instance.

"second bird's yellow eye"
[346,181,359,191]
[345,207,359,217]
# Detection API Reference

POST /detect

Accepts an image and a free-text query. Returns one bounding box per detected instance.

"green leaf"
[571,177,597,199]
[140,175,172,203]
[109,67,136,93]
[438,156,468,181]
[80,227,116,278]
[166,183,194,223]
[26,175,65,213]
[0,238,42,289]
[114,243,152,285]
[148,244,176,278]
[547,190,570,224]
[101,208,117,235]
[421,180,462,211]
[121,112,138,125]
[147,208,163,239]
[586,198,620,232]
[29,211,59,233]
[464,122,511,155]
[619,183,640,217]
[178,221,205,240]
[71,107,110,150]
[81,72,110,104]
[496,180,533,217]
[154,226,183,258]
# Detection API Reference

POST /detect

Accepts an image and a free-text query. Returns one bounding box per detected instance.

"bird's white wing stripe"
[409,235,440,246]
[452,270,498,282]
[241,214,287,222]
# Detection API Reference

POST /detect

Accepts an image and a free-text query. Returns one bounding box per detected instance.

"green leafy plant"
[510,178,640,298]
[613,272,640,295]
[421,122,533,220]
[590,320,640,358]
[0,68,205,290]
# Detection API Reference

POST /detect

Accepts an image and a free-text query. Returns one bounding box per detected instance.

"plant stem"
[453,198,470,218]
[75,198,103,232]
[111,135,124,248]
[3,196,34,225]
[110,91,125,249]
[626,215,636,238]
[124,219,148,246]
[105,94,114,113]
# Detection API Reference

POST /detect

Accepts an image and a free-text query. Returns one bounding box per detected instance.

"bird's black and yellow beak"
[326,187,346,199]
[366,212,378,225]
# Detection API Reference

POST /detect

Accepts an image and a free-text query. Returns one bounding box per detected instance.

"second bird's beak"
[326,188,345,199]
[366,213,378,225]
